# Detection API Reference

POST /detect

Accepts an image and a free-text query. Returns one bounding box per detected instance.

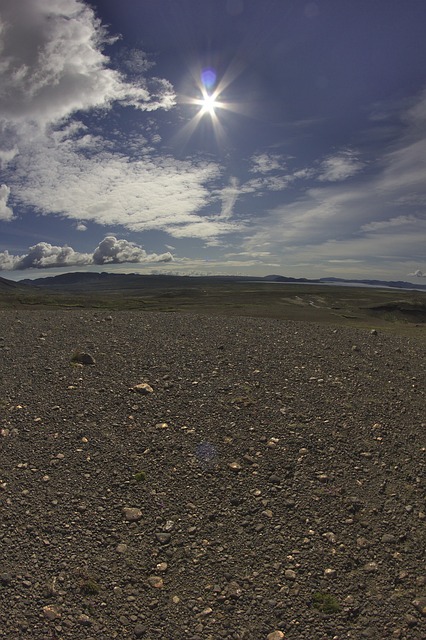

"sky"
[0,0,425,282]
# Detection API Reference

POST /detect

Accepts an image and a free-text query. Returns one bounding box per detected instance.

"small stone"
[155,532,171,544]
[156,562,168,572]
[323,532,336,543]
[357,537,370,548]
[412,597,426,616]
[77,614,92,626]
[284,569,296,581]
[133,383,154,394]
[404,614,417,627]
[370,329,378,336]
[267,631,285,640]
[324,568,336,578]
[363,562,378,572]
[73,352,95,365]
[43,605,61,620]
[228,461,242,472]
[123,507,143,522]
[200,607,213,616]
[147,575,163,589]
[226,581,242,599]
[134,623,147,637]
[116,543,128,553]
[381,533,396,544]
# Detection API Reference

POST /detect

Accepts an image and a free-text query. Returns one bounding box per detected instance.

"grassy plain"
[1,276,425,339]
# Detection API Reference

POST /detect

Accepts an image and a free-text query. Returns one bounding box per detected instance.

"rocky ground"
[0,309,425,640]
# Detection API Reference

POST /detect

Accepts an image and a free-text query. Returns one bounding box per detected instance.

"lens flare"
[201,68,217,90]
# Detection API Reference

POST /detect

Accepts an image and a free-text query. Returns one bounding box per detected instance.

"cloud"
[75,222,87,231]
[0,1,245,246]
[92,236,173,265]
[0,184,14,221]
[250,152,285,174]
[242,86,426,276]
[408,269,426,277]
[8,127,243,240]
[361,215,421,232]
[219,177,240,218]
[0,236,173,271]
[317,150,364,182]
[0,0,175,130]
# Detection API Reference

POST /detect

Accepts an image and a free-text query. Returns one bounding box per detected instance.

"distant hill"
[0,276,21,290]
[263,274,426,291]
[14,271,426,291]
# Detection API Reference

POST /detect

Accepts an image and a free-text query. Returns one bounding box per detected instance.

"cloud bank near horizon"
[0,236,173,271]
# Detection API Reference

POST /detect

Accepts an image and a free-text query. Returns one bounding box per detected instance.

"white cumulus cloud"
[0,0,175,129]
[0,236,173,271]
[0,184,14,221]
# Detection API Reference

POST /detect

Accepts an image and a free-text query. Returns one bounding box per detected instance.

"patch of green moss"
[134,471,146,482]
[312,591,341,614]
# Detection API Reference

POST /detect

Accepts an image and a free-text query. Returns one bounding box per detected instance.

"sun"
[200,92,218,115]
[194,88,221,117]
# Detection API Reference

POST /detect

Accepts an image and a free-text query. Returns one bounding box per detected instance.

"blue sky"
[0,0,425,281]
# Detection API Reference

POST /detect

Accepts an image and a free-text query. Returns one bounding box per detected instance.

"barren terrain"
[0,309,425,639]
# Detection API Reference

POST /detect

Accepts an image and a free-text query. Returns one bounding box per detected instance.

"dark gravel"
[0,309,425,639]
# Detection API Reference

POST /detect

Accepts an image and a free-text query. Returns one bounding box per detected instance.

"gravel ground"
[0,309,425,640]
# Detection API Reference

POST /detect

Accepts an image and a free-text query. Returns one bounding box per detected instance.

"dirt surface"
[0,310,425,639]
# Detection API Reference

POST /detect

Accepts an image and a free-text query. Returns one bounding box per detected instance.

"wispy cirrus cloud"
[0,236,173,271]
[242,89,426,276]
[317,149,365,182]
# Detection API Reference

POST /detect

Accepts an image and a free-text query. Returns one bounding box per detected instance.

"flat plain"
[0,282,425,639]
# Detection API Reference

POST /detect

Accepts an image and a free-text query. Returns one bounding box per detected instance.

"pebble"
[226,581,242,599]
[363,562,379,572]
[43,605,61,620]
[284,570,296,581]
[134,623,147,637]
[77,614,92,626]
[267,631,285,640]
[73,352,95,365]
[147,576,164,589]
[133,383,154,394]
[155,532,171,544]
[123,507,143,522]
[412,597,426,616]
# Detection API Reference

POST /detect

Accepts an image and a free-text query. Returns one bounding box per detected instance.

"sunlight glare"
[199,90,218,115]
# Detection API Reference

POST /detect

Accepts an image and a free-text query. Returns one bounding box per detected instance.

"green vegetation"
[312,591,341,614]
[133,471,146,482]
